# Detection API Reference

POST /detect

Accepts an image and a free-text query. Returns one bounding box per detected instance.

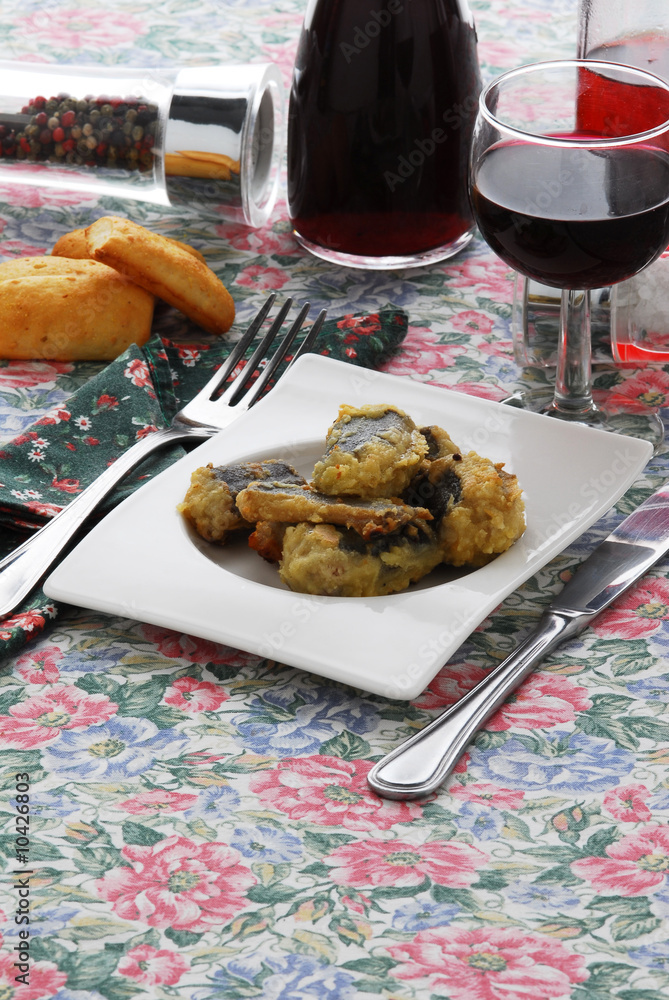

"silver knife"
[367,482,669,800]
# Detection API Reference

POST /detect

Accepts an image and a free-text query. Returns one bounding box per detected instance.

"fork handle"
[366,610,584,800]
[0,425,210,619]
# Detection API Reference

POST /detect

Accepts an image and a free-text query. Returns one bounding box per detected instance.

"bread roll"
[86,215,235,335]
[52,224,208,267]
[0,256,155,361]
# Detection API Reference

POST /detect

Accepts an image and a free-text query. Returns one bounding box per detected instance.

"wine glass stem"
[552,289,598,419]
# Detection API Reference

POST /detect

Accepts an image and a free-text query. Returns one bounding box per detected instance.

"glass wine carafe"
[287,0,482,269]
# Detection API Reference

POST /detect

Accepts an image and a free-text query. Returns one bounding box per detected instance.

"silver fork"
[0,294,326,619]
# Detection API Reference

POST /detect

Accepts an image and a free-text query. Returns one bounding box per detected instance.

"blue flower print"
[628,941,669,970]
[57,647,127,673]
[28,791,80,817]
[454,801,504,840]
[3,903,80,938]
[391,898,461,932]
[40,717,188,780]
[229,824,302,863]
[625,672,669,702]
[195,953,357,1000]
[230,687,378,757]
[183,784,241,822]
[468,730,635,792]
[506,882,580,911]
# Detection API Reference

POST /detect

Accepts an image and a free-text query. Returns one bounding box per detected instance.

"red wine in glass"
[287,0,481,266]
[471,140,669,290]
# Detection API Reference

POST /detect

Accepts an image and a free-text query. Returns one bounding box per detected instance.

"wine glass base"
[291,227,474,270]
[502,387,664,454]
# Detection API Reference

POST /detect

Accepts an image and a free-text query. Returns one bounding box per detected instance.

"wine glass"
[470,59,669,446]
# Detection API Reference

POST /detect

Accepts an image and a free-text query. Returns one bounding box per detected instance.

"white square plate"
[44,355,652,700]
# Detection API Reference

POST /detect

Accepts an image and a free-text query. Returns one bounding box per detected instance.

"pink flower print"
[0,607,52,639]
[603,784,652,823]
[448,783,525,810]
[96,835,256,930]
[0,363,72,391]
[323,838,488,888]
[0,952,67,1000]
[236,264,289,290]
[445,255,514,300]
[592,576,669,639]
[16,645,62,684]
[388,925,588,1000]
[382,328,467,379]
[164,676,230,713]
[608,369,669,409]
[117,944,189,986]
[451,310,495,335]
[140,624,256,666]
[119,789,199,815]
[485,674,592,731]
[19,8,148,47]
[571,824,669,895]
[413,664,488,710]
[124,358,152,389]
[0,684,118,748]
[224,222,299,255]
[250,755,424,832]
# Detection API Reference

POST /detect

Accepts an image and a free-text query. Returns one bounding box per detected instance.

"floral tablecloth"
[2,2,669,999]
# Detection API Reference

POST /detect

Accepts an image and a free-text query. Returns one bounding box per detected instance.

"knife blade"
[367,483,669,800]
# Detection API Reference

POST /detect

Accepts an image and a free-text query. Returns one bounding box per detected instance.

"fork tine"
[284,308,327,371]
[218,297,294,404]
[240,301,312,408]
[188,293,277,404]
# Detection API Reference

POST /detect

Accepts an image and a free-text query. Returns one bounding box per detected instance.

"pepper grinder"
[0,61,283,227]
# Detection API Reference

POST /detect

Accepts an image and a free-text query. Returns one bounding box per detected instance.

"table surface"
[2,2,669,998]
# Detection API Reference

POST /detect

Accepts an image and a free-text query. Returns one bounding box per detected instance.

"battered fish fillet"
[178,460,304,543]
[235,480,432,539]
[85,215,234,335]
[312,403,428,497]
[279,521,443,597]
[434,452,525,567]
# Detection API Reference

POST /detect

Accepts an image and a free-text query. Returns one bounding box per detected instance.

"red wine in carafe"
[287,0,481,263]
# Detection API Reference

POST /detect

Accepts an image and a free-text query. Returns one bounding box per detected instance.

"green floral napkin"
[0,307,408,657]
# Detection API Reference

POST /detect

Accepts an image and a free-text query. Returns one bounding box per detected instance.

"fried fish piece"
[248,520,287,563]
[312,403,428,497]
[434,452,525,567]
[279,521,443,597]
[235,480,431,539]
[178,460,304,543]
[85,215,234,335]
[419,424,461,459]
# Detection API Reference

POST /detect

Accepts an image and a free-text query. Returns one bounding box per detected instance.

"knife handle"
[0,426,203,620]
[367,610,585,800]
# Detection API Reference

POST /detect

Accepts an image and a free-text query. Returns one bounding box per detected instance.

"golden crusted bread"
[52,224,208,267]
[85,215,234,335]
[0,256,154,361]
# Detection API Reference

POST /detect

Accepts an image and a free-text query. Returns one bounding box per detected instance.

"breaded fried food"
[85,215,234,335]
[0,256,154,361]
[248,521,287,563]
[436,452,525,567]
[236,480,432,539]
[178,460,304,543]
[279,521,443,597]
[312,403,428,497]
[52,224,207,266]
[419,424,461,460]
